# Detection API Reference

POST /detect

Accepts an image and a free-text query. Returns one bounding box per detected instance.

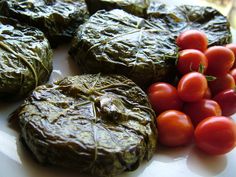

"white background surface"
[0,9,236,177]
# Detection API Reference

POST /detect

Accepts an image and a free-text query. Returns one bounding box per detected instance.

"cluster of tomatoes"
[148,30,236,155]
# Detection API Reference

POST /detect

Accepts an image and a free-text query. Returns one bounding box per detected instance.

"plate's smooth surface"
[0,15,236,177]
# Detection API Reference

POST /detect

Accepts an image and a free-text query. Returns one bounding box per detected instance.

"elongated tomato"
[148,83,183,114]
[226,43,236,68]
[157,110,194,147]
[230,68,236,83]
[176,30,208,52]
[208,73,235,96]
[177,49,208,75]
[213,89,236,116]
[195,116,236,155]
[183,99,222,126]
[205,46,235,76]
[178,72,208,102]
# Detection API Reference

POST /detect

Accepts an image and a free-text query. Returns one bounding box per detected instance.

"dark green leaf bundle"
[0,0,89,46]
[0,16,52,100]
[85,0,232,46]
[69,9,178,87]
[147,2,232,46]
[16,74,157,177]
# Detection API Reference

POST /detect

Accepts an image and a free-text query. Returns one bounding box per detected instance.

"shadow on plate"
[49,44,81,84]
[187,146,227,177]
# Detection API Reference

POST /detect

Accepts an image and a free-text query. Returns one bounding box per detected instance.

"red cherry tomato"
[203,87,212,99]
[147,83,183,114]
[230,68,236,83]
[208,73,235,96]
[195,116,236,155]
[205,46,235,76]
[213,89,236,116]
[157,110,194,147]
[177,49,208,75]
[183,99,222,126]
[176,30,208,52]
[226,43,236,68]
[177,72,208,102]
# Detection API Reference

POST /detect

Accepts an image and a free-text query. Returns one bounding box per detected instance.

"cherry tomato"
[177,72,208,102]
[157,110,194,147]
[213,89,236,116]
[176,30,208,52]
[195,116,236,155]
[177,49,208,75]
[147,83,183,114]
[205,46,235,76]
[230,68,236,83]
[226,43,236,68]
[203,87,212,99]
[183,99,222,126]
[208,73,235,96]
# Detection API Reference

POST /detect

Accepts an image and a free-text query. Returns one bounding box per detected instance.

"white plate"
[0,19,236,177]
